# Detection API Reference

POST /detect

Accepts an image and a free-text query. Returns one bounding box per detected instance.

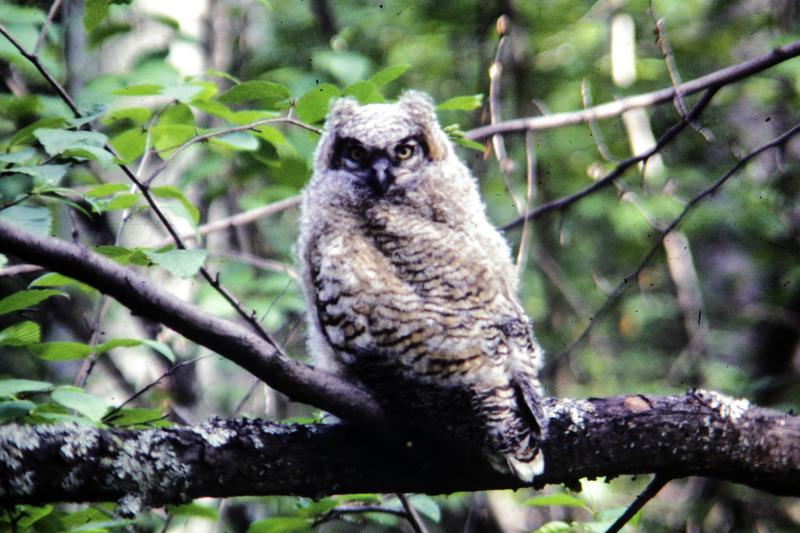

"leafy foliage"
[0,0,799,531]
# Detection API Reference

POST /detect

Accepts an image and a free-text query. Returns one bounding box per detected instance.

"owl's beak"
[368,157,394,195]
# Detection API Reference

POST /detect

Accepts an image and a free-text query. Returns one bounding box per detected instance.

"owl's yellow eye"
[347,145,367,161]
[395,143,414,160]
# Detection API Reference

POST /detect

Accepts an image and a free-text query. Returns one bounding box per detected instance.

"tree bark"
[1,392,797,512]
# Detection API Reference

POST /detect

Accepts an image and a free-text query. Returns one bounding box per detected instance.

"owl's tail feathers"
[506,449,545,483]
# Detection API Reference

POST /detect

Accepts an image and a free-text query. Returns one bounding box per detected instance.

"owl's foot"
[505,449,545,483]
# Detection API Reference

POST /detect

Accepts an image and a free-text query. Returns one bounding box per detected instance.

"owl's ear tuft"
[326,97,360,129]
[398,90,450,161]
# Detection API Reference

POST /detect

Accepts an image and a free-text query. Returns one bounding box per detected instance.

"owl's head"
[312,91,453,198]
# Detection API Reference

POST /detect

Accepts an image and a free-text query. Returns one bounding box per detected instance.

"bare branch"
[501,88,718,232]
[33,0,63,57]
[0,220,385,425]
[466,39,800,139]
[554,120,800,361]
[605,474,671,533]
[154,196,301,247]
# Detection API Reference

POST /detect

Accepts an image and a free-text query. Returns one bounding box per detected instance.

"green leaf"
[104,107,152,125]
[85,0,111,32]
[343,80,384,104]
[408,495,441,523]
[0,289,66,315]
[436,94,483,111]
[28,272,97,293]
[103,407,167,426]
[11,117,65,147]
[158,103,195,127]
[151,185,200,224]
[370,64,411,87]
[143,339,175,363]
[0,400,36,422]
[34,128,108,156]
[162,84,205,103]
[15,505,53,529]
[0,147,37,164]
[104,192,141,211]
[217,81,291,107]
[144,248,207,278]
[525,493,590,510]
[451,136,485,152]
[0,378,52,397]
[295,84,341,124]
[0,205,53,236]
[532,521,574,533]
[0,321,41,346]
[85,183,130,197]
[110,128,147,164]
[167,502,219,520]
[95,338,143,353]
[3,164,70,186]
[51,387,109,421]
[94,245,150,266]
[113,83,164,96]
[151,124,196,157]
[247,517,311,533]
[30,341,93,361]
[210,131,260,151]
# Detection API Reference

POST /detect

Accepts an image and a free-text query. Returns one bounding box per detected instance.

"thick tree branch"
[465,39,800,139]
[1,392,797,509]
[0,220,385,426]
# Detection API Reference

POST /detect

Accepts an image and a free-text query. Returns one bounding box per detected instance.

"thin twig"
[501,88,718,231]
[33,0,63,57]
[153,195,301,247]
[312,504,408,528]
[581,78,617,161]
[102,355,211,423]
[554,119,800,362]
[515,130,537,275]
[489,15,516,177]
[649,12,713,141]
[0,264,43,277]
[396,493,430,533]
[605,474,671,533]
[144,118,320,185]
[465,39,800,140]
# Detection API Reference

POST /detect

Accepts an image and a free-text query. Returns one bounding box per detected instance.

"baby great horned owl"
[297,91,546,481]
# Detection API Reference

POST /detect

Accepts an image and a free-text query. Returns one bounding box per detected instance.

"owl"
[297,91,547,481]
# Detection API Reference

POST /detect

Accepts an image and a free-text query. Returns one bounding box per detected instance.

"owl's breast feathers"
[306,203,544,462]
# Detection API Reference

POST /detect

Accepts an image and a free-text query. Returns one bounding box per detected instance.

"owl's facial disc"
[332,135,429,196]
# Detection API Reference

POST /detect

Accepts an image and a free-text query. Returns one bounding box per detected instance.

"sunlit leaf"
[51,387,110,421]
[343,80,384,104]
[0,378,52,398]
[167,502,219,520]
[113,83,163,96]
[0,321,41,346]
[369,64,411,87]
[247,517,311,533]
[151,185,200,224]
[0,205,53,236]
[525,493,590,510]
[30,342,93,361]
[436,94,483,111]
[0,289,66,315]
[145,248,207,278]
[295,84,341,124]
[218,81,290,107]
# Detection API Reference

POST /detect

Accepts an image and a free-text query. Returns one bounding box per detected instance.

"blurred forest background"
[0,0,799,531]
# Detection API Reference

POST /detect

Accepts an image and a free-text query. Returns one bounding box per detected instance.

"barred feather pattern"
[298,91,547,481]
